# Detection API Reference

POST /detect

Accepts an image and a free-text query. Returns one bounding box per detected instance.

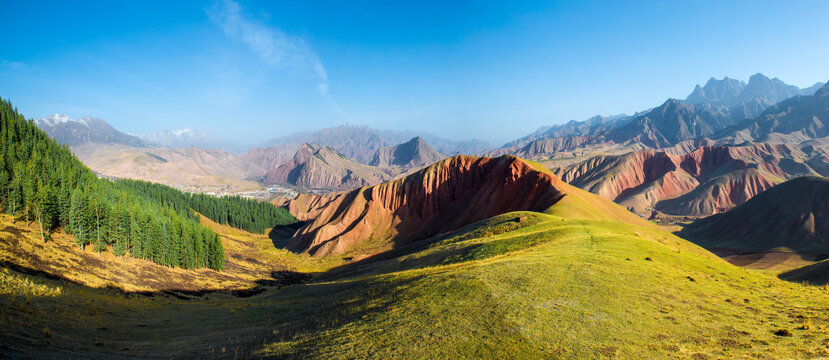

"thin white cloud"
[0,59,35,71]
[208,0,329,94]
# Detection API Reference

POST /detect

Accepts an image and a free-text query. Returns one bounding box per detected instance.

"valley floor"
[1,212,828,359]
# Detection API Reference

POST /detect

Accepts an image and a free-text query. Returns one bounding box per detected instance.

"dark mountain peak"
[370,136,445,168]
[584,115,608,125]
[739,73,801,105]
[611,97,734,148]
[658,98,686,111]
[265,143,389,190]
[686,77,745,105]
[748,72,770,82]
[719,78,829,141]
[801,81,828,95]
[815,81,829,97]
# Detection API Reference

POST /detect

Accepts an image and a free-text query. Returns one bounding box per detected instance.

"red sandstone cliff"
[285,155,567,256]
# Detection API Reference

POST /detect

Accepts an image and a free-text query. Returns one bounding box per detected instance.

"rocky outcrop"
[285,155,568,256]
[679,176,829,253]
[555,143,828,216]
[370,137,445,168]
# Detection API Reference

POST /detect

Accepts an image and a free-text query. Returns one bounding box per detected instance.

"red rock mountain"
[283,155,652,257]
[286,155,566,256]
[554,143,829,216]
[263,144,391,190]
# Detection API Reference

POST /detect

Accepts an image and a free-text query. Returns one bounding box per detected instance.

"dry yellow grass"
[0,213,341,293]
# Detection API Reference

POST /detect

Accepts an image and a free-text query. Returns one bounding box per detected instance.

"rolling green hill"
[2,208,827,358]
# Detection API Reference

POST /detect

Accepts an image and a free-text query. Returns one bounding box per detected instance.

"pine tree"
[0,97,232,270]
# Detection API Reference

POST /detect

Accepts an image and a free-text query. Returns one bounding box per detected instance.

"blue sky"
[2,0,828,145]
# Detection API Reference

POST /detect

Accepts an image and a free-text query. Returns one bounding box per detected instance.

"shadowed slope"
[679,176,829,253]
[780,259,829,285]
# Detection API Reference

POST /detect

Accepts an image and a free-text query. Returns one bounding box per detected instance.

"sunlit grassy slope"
[0,213,337,293]
[2,211,827,359]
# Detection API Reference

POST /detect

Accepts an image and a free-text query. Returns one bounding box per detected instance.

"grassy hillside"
[2,211,827,358]
[0,213,331,293]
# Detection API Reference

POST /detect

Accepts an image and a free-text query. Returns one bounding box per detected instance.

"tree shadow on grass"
[268,221,306,249]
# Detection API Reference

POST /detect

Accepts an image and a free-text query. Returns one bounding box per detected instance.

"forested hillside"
[118,179,297,234]
[0,98,225,270]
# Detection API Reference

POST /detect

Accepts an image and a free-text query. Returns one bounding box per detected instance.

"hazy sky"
[2,0,828,145]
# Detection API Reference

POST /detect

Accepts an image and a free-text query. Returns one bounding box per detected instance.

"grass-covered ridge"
[2,210,827,358]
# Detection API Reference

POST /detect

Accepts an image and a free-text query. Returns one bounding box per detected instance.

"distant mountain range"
[719,81,829,144]
[137,129,246,153]
[33,114,483,191]
[686,73,824,107]
[263,144,391,190]
[498,75,829,218]
[263,137,447,190]
[500,74,828,158]
[32,74,829,209]
[261,124,492,164]
[34,114,147,147]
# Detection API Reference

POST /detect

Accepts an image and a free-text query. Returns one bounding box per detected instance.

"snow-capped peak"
[37,113,74,126]
[169,128,203,137]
